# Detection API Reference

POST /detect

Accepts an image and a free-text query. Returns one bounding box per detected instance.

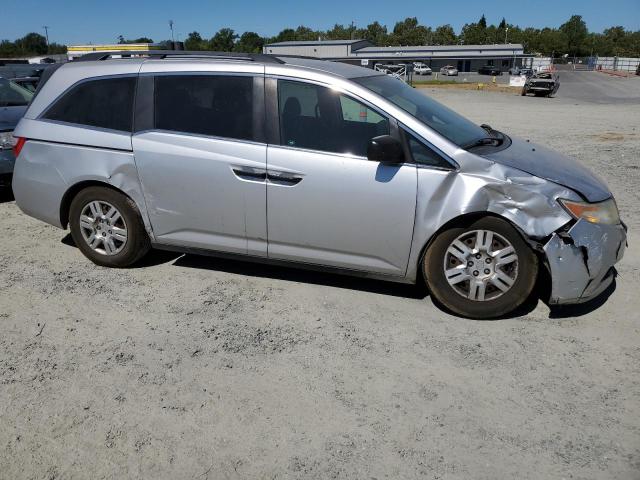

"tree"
[185,31,207,50]
[235,31,264,53]
[433,24,456,45]
[16,32,47,55]
[460,22,486,45]
[118,36,153,44]
[362,21,388,45]
[560,15,588,56]
[499,18,507,29]
[390,17,431,45]
[325,24,351,40]
[271,28,296,43]
[209,28,237,51]
[478,14,487,29]
[293,26,318,41]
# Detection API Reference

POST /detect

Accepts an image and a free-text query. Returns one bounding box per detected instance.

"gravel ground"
[1,73,639,480]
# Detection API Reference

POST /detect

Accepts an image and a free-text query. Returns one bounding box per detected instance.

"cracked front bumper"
[544,219,627,304]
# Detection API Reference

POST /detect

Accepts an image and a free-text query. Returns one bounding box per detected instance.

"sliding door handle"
[232,167,267,182]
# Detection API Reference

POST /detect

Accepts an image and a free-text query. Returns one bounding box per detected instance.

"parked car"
[508,66,534,76]
[11,51,626,319]
[522,71,560,97]
[439,65,458,76]
[0,77,33,189]
[413,62,432,75]
[10,76,40,92]
[477,65,503,76]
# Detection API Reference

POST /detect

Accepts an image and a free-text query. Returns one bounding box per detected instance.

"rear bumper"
[544,219,627,304]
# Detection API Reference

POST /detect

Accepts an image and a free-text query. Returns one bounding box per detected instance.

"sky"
[2,0,639,45]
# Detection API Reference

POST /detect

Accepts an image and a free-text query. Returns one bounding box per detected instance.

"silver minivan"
[11,51,626,318]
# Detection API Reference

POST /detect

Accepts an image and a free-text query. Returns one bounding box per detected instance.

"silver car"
[11,51,626,318]
[0,77,32,188]
[440,65,459,76]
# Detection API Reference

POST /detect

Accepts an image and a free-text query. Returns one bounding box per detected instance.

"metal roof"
[355,44,524,53]
[265,39,369,47]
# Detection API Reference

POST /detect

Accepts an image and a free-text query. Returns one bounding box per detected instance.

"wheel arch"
[60,180,135,229]
[415,211,538,283]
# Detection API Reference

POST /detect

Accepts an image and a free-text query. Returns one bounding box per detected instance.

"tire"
[69,186,150,267]
[423,216,538,319]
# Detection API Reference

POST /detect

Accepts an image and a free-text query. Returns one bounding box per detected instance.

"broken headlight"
[0,131,17,151]
[558,198,620,225]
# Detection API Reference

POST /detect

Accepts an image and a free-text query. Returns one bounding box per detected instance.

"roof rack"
[74,50,285,64]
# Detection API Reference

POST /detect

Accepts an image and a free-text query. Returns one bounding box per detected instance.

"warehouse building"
[263,40,532,72]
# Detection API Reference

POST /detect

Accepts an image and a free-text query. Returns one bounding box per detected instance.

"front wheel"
[69,186,151,268]
[423,217,538,319]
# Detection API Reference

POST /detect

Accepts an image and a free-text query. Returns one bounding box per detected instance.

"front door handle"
[267,171,304,186]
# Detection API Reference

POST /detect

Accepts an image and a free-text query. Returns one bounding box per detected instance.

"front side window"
[154,75,254,141]
[278,79,389,157]
[43,76,135,131]
[0,78,33,107]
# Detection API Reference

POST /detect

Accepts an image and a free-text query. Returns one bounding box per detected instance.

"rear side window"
[154,75,254,141]
[43,76,136,132]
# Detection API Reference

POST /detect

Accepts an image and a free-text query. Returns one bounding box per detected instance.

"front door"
[132,71,268,256]
[266,79,417,276]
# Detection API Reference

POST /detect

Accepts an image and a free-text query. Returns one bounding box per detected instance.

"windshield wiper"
[464,126,505,150]
[463,136,502,150]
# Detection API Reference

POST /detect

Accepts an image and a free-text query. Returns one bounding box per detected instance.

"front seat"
[281,97,303,147]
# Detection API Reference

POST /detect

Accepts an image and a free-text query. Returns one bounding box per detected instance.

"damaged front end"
[543,218,627,304]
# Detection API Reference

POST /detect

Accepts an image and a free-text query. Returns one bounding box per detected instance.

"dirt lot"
[1,73,639,479]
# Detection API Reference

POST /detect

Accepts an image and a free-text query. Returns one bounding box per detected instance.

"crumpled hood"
[0,105,28,131]
[482,136,611,202]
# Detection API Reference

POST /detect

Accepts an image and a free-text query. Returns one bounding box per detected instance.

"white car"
[413,63,432,75]
[440,65,459,76]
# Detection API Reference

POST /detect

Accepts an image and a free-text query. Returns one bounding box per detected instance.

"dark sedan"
[477,65,503,76]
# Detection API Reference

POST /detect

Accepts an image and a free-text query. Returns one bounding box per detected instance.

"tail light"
[13,137,26,157]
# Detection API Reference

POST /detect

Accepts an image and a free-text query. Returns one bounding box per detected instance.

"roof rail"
[74,50,285,64]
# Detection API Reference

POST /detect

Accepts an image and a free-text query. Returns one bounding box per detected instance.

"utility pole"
[169,20,175,43]
[42,26,50,52]
[504,27,509,44]
[350,21,355,40]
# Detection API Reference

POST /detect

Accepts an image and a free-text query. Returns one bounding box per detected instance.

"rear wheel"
[69,186,150,267]
[424,217,538,319]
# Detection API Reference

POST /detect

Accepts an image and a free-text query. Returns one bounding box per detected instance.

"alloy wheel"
[79,200,128,256]
[443,229,519,301]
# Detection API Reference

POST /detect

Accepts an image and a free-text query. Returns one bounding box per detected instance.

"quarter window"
[406,131,452,169]
[43,76,136,132]
[154,75,255,141]
[278,80,389,157]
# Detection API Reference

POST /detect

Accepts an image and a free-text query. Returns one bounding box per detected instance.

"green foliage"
[433,25,456,45]
[0,32,67,57]
[209,28,238,51]
[235,32,264,53]
[118,36,154,44]
[560,15,588,55]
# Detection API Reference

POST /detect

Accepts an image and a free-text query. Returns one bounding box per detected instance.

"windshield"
[0,78,33,107]
[353,75,487,148]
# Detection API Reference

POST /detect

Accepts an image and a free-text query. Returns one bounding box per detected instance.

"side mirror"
[367,135,404,164]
